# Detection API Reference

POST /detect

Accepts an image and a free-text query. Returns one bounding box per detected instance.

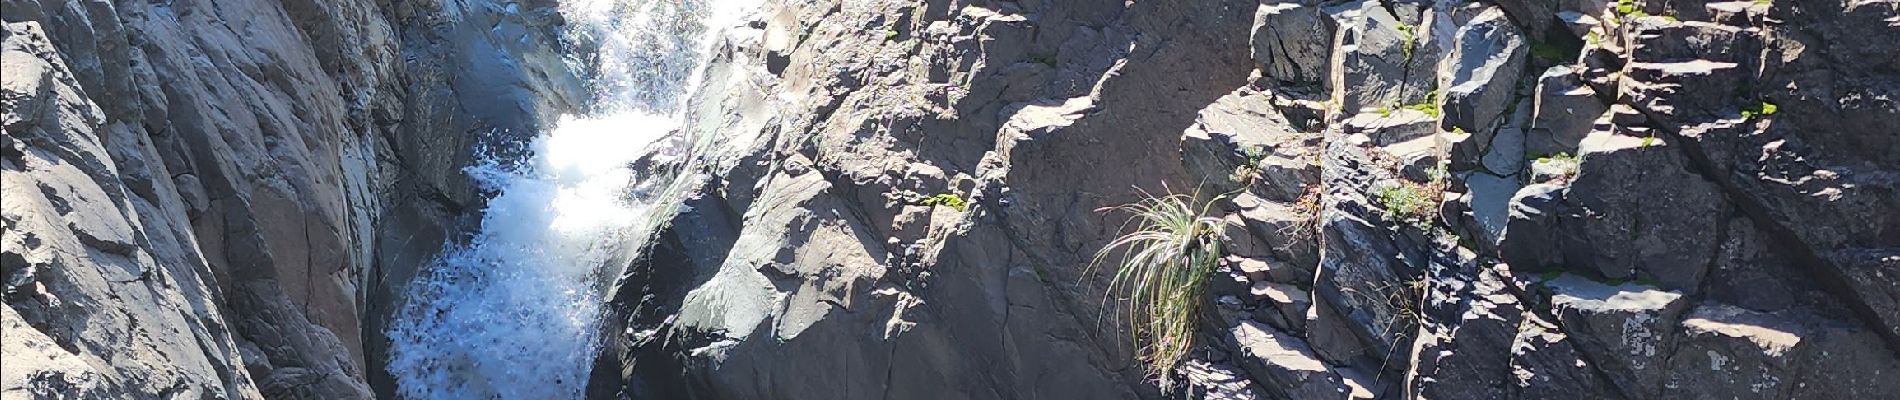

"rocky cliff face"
[593,0,1900,399]
[4,0,1895,398]
[1,0,584,397]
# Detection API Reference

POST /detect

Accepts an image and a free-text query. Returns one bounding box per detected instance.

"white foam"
[384,0,757,397]
[384,110,673,399]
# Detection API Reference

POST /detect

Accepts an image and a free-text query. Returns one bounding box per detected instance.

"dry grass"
[1277,185,1325,253]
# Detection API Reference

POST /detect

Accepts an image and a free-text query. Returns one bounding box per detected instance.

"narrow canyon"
[2,0,1896,399]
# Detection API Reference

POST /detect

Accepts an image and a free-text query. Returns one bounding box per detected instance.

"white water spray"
[385,0,752,398]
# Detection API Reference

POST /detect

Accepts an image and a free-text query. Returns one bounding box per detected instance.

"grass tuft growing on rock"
[1375,182,1436,225]
[1027,52,1058,67]
[1278,185,1325,253]
[1090,188,1231,389]
[1400,89,1441,118]
[1742,101,1778,119]
[920,193,968,211]
[1397,23,1418,60]
[1529,40,1569,63]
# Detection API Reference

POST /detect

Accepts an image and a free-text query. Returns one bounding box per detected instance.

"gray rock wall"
[4,0,1893,398]
[1,0,585,397]
[595,0,1900,399]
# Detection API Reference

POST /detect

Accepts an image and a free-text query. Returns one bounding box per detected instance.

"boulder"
[1179,359,1266,400]
[1252,0,1335,85]
[1507,312,1623,399]
[1480,98,1532,175]
[1438,7,1528,149]
[1528,66,1607,157]
[1559,130,1726,288]
[1664,302,1900,398]
[1499,183,1567,270]
[1228,320,1352,399]
[1327,0,1442,115]
[1661,303,1805,398]
[1459,171,1522,248]
[1544,275,1691,397]
[1344,109,1438,147]
[1406,268,1523,399]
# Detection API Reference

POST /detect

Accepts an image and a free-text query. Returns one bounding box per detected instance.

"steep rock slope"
[595,0,1899,398]
[1,0,585,397]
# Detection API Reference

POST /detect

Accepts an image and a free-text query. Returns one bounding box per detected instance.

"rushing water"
[384,0,745,397]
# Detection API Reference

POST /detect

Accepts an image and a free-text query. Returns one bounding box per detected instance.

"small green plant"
[884,28,899,41]
[1741,101,1778,119]
[921,193,968,211]
[1534,152,1579,166]
[1397,23,1418,59]
[1375,183,1435,224]
[1586,31,1602,47]
[1534,152,1581,177]
[1377,106,1393,117]
[1232,145,1269,184]
[1529,40,1569,62]
[1089,188,1232,389]
[1399,90,1441,118]
[1641,135,1658,148]
[1753,0,1770,6]
[1027,52,1058,67]
[1617,0,1638,15]
[1427,161,1450,183]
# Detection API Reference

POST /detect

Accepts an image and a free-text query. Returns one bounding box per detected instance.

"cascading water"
[384,0,748,397]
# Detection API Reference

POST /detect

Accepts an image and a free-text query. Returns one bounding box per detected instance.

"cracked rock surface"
[594,0,1899,399]
[5,0,1896,398]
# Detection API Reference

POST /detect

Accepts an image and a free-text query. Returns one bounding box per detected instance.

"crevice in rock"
[1630,105,1900,354]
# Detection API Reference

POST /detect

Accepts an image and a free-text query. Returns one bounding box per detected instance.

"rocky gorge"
[3,0,1897,399]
